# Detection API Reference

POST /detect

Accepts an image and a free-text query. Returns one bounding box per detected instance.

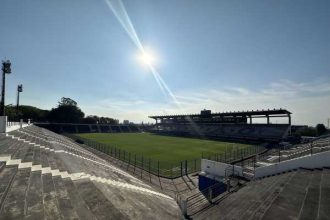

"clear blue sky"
[0,0,329,125]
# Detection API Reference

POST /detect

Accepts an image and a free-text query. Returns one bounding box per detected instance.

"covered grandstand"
[149,109,292,142]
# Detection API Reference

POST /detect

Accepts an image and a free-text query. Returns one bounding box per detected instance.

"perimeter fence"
[65,133,265,179]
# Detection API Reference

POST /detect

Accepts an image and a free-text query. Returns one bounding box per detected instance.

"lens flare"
[104,0,203,135]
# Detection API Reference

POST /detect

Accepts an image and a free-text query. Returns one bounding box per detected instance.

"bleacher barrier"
[0,116,30,133]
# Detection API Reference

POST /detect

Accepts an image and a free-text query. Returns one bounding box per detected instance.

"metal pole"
[141,156,144,179]
[194,159,196,171]
[185,160,188,175]
[134,154,136,173]
[1,67,5,116]
[180,161,183,177]
[149,158,151,173]
[171,164,173,178]
[158,160,160,176]
[278,147,281,163]
[149,159,151,182]
[16,89,19,116]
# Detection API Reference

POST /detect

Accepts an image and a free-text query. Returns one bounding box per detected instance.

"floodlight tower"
[1,60,11,116]
[16,84,23,116]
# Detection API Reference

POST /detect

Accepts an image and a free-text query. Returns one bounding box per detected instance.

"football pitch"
[76,132,254,164]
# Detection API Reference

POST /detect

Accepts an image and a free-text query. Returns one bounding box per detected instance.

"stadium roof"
[149,108,291,119]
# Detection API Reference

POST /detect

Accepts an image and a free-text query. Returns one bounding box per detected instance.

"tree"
[81,115,98,124]
[58,97,77,107]
[5,97,119,124]
[295,126,317,137]
[5,105,49,122]
[48,97,84,123]
[19,105,49,122]
[316,124,327,136]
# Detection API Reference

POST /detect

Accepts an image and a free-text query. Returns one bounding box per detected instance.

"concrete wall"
[201,159,243,177]
[254,150,330,178]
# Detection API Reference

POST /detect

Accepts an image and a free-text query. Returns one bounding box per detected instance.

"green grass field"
[77,132,254,164]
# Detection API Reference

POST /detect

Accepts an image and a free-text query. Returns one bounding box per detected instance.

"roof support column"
[267,115,270,124]
[288,114,291,125]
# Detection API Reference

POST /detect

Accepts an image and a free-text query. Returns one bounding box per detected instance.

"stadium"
[1,1,330,220]
[1,106,330,219]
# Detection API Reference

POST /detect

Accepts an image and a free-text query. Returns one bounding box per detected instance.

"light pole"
[16,84,23,116]
[1,60,11,116]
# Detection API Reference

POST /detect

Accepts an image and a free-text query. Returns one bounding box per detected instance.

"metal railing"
[201,144,266,165]
[178,172,242,217]
[256,138,330,165]
[65,133,202,178]
[65,133,263,179]
[6,121,21,127]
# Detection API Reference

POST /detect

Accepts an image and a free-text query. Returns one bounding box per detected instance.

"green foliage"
[5,105,48,122]
[7,97,118,124]
[295,126,317,137]
[81,116,98,124]
[58,97,77,107]
[48,105,84,123]
[316,124,327,136]
[4,105,17,120]
[19,105,48,121]
[81,115,118,124]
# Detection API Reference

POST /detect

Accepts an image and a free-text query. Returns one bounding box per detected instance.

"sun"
[137,50,156,66]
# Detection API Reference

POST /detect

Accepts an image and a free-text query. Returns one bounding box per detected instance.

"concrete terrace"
[193,168,330,220]
[0,125,181,220]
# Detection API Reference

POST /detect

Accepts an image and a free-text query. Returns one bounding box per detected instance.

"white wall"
[254,150,330,178]
[0,116,31,133]
[201,159,243,177]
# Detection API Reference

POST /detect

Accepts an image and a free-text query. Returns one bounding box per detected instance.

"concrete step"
[42,173,62,219]
[0,138,16,153]
[223,172,293,220]
[25,171,44,220]
[0,166,18,211]
[317,168,330,220]
[0,168,30,219]
[245,171,295,220]
[62,178,95,220]
[74,179,129,220]
[299,169,322,220]
[1,139,24,158]
[262,169,313,220]
[52,176,80,219]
